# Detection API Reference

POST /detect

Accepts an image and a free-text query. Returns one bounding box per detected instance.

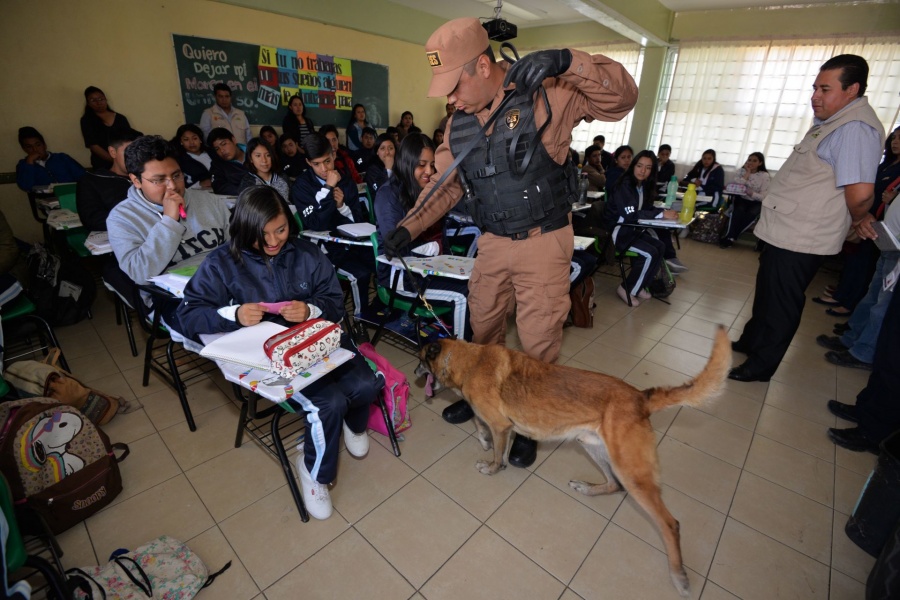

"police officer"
[385,18,638,467]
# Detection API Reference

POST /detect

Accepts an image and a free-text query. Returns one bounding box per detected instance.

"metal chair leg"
[617,256,633,307]
[119,298,138,357]
[233,383,250,448]
[165,339,196,432]
[272,409,309,522]
[377,393,401,457]
[24,315,70,372]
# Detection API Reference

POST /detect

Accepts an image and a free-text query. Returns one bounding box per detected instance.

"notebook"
[199,321,287,370]
[336,222,376,239]
[872,221,900,252]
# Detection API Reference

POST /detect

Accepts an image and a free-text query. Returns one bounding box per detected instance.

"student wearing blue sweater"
[16,127,85,191]
[178,186,378,520]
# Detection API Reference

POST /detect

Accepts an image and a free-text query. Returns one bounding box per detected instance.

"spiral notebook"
[872,221,900,252]
[199,321,286,369]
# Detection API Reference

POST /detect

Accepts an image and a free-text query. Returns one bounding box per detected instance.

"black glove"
[383,227,411,259]
[503,49,572,99]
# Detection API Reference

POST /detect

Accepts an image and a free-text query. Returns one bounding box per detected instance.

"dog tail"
[644,325,732,413]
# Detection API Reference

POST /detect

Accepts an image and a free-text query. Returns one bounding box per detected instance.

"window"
[570,43,643,159]
[651,36,900,170]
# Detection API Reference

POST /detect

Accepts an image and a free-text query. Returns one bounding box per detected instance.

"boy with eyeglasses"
[107,135,231,327]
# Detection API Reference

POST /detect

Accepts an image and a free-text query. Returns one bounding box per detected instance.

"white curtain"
[655,36,900,171]
[570,43,643,159]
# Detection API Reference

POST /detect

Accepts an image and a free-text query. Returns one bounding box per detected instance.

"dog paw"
[475,460,500,475]
[569,480,620,496]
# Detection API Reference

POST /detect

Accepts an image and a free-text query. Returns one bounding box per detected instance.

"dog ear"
[425,341,442,363]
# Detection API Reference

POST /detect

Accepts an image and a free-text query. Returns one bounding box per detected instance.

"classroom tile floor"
[49,237,876,599]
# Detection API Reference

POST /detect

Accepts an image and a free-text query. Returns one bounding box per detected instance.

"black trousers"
[737,244,824,376]
[857,280,900,443]
[723,197,761,241]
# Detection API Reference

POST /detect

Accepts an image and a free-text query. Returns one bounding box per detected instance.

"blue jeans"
[841,252,900,364]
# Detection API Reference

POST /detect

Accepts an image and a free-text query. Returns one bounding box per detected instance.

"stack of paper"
[46,209,82,230]
[84,231,111,255]
[148,265,198,298]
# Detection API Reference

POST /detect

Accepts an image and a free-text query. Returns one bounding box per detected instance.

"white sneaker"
[616,285,640,307]
[666,258,689,273]
[343,421,369,458]
[297,456,333,520]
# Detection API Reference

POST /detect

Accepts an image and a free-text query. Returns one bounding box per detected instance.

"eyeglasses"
[140,172,183,186]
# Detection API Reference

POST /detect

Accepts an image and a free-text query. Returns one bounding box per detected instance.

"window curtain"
[654,36,900,170]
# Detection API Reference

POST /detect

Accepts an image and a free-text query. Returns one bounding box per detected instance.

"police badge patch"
[505,109,520,129]
[427,51,442,67]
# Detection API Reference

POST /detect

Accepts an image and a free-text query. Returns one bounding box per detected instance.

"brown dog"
[416,326,732,597]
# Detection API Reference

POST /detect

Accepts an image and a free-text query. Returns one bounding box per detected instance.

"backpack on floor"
[4,351,137,425]
[357,342,411,437]
[0,398,128,534]
[649,262,676,299]
[26,243,96,326]
[67,535,231,600]
[569,277,595,328]
[688,211,727,244]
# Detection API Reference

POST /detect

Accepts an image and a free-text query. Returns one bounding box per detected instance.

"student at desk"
[291,133,373,314]
[374,134,470,339]
[16,127,85,191]
[178,187,378,521]
[602,150,678,306]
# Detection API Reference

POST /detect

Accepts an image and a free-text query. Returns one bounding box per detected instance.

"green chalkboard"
[172,34,389,130]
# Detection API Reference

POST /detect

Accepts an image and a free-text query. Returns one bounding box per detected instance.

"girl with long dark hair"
[239,138,289,200]
[171,124,212,189]
[80,86,138,169]
[601,150,678,306]
[720,152,770,247]
[374,133,470,338]
[281,95,316,151]
[682,148,725,207]
[177,186,378,521]
[346,104,368,152]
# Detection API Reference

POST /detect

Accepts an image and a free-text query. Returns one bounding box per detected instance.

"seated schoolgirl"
[172,124,213,189]
[601,150,678,307]
[719,152,770,248]
[604,145,633,200]
[682,148,725,207]
[239,138,290,201]
[259,126,280,151]
[177,186,379,520]
[374,133,470,339]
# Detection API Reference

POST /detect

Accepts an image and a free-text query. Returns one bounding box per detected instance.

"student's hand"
[162,188,186,221]
[384,227,411,259]
[663,209,678,219]
[853,214,878,241]
[25,151,41,165]
[333,186,345,207]
[325,170,341,188]
[280,300,310,323]
[883,187,899,205]
[383,155,394,171]
[237,303,265,326]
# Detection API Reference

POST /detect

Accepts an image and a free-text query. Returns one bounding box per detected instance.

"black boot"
[508,434,537,468]
[442,399,474,424]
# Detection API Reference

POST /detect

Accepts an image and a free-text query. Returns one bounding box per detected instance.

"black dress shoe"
[816,334,848,352]
[834,322,850,334]
[507,434,537,468]
[828,427,879,454]
[827,400,859,424]
[728,363,771,383]
[731,341,750,354]
[825,350,873,371]
[442,399,474,424]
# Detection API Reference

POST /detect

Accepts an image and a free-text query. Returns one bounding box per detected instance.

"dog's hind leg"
[607,429,690,597]
[472,416,493,451]
[569,435,623,496]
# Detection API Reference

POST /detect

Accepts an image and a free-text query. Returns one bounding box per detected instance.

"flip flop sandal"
[812,296,841,306]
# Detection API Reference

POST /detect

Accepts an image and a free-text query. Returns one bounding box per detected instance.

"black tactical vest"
[448,91,576,237]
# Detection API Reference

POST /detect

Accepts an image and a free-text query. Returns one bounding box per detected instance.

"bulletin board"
[172,34,390,129]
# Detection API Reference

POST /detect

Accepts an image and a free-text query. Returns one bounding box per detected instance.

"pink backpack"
[358,343,411,437]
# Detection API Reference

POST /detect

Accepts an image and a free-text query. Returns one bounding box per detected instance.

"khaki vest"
[755,97,884,255]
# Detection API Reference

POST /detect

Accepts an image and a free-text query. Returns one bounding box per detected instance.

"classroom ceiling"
[388,0,882,27]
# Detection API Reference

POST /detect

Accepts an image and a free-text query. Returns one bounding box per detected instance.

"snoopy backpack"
[0,398,129,534]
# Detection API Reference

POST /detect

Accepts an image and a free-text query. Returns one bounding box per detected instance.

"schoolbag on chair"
[25,243,96,327]
[0,398,129,534]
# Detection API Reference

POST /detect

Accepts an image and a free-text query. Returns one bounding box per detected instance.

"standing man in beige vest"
[730,54,885,382]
